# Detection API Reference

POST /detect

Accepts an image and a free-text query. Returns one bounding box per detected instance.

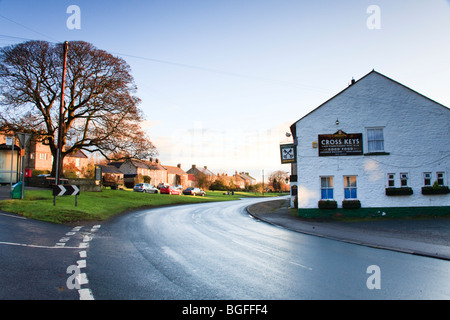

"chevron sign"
[53,185,80,197]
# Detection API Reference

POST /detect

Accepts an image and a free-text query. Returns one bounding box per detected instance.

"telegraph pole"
[55,41,68,186]
[262,169,264,197]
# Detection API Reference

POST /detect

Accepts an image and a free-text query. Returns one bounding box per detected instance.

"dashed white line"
[77,273,89,286]
[78,288,95,300]
[77,259,86,269]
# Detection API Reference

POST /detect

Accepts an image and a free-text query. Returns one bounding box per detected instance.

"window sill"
[364,152,390,156]
[421,186,450,195]
[385,187,413,196]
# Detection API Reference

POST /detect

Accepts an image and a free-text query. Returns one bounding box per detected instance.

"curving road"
[88,197,450,300]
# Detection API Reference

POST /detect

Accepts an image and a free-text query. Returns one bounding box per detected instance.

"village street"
[1,196,448,301]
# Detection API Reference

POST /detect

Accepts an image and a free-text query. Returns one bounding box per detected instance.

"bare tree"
[0,40,157,175]
[268,170,289,192]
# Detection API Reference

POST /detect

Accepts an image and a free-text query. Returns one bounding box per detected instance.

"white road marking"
[77,273,89,286]
[77,260,86,268]
[0,213,27,220]
[0,241,79,249]
[78,288,94,300]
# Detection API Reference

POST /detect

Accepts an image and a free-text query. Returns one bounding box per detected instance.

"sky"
[1,0,450,180]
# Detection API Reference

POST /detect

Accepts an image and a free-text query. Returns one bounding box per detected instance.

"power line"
[110,51,328,92]
[0,14,59,43]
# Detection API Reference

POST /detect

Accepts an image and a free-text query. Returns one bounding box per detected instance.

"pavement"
[247,198,450,261]
[2,185,449,261]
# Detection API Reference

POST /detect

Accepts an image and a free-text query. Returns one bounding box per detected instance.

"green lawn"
[0,188,286,224]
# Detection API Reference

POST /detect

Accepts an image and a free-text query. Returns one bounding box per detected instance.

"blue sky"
[1,0,450,179]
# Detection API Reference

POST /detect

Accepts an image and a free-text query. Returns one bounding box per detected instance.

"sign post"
[53,185,80,206]
[16,133,31,199]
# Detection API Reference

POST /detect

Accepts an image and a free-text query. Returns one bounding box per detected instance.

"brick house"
[164,164,188,187]
[110,158,168,188]
[0,132,92,183]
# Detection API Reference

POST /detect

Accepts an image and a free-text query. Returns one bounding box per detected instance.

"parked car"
[157,183,170,189]
[160,185,182,195]
[183,187,206,196]
[133,183,158,193]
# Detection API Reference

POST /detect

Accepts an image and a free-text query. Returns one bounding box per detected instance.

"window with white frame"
[367,128,385,153]
[387,173,395,187]
[400,173,409,187]
[344,176,357,199]
[424,172,432,186]
[320,176,334,200]
[437,172,445,186]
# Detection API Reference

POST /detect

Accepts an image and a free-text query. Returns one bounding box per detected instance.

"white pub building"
[289,70,450,217]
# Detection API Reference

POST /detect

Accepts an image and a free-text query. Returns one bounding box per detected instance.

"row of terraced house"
[0,133,255,190]
[103,160,256,190]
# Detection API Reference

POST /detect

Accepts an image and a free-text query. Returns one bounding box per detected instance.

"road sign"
[53,185,80,197]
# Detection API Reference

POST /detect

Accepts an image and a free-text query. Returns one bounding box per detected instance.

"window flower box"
[421,186,450,195]
[318,200,337,209]
[385,187,413,196]
[342,200,361,209]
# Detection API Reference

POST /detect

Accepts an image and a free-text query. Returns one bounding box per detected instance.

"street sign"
[53,185,80,206]
[53,185,80,197]
[16,133,31,149]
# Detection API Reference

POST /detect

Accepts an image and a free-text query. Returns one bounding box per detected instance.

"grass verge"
[0,188,286,224]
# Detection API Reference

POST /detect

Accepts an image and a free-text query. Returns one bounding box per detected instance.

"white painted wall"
[292,71,450,209]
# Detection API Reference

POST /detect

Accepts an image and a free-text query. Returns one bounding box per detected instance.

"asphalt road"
[87,197,450,300]
[0,211,99,300]
[1,196,449,300]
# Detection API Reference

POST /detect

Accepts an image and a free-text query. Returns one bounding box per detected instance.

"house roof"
[164,165,187,175]
[99,165,123,174]
[66,149,88,158]
[290,69,450,135]
[145,160,167,171]
[109,158,167,171]
[239,172,256,181]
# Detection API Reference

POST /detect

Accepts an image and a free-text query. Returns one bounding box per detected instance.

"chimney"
[204,166,207,169]
[177,164,181,168]
[155,158,159,163]
[192,164,196,169]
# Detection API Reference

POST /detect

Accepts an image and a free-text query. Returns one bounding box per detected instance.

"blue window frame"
[344,176,357,199]
[321,177,334,200]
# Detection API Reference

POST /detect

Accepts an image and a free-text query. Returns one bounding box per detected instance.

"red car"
[160,185,182,195]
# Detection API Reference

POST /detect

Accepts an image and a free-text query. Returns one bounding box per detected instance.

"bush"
[318,200,337,209]
[342,200,361,209]
[385,187,413,196]
[422,185,450,195]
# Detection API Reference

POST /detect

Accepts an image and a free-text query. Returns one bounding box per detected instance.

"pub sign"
[280,143,296,164]
[318,130,363,157]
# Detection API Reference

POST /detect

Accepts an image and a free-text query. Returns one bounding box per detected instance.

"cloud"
[152,120,293,175]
